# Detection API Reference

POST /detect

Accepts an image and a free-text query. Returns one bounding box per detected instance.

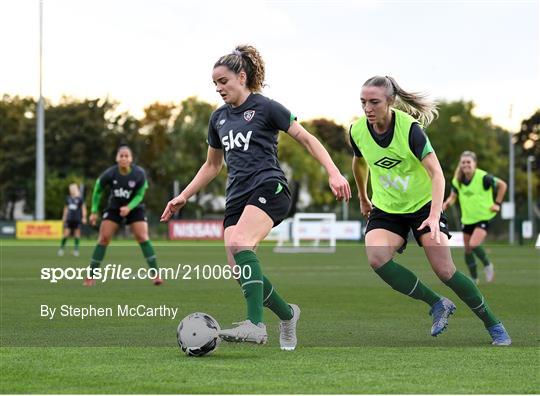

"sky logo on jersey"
[374,156,401,169]
[221,130,253,152]
[379,174,410,192]
[113,188,132,199]
[244,110,255,122]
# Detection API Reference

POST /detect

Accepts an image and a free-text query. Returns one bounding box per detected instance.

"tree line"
[0,94,537,233]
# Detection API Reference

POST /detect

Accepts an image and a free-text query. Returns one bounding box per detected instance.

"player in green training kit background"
[58,183,87,257]
[349,75,511,345]
[84,145,162,286]
[161,45,351,350]
[443,151,507,284]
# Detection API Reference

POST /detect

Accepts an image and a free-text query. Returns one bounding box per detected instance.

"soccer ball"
[177,312,221,357]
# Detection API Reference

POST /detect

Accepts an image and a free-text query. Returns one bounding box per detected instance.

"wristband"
[495,201,502,206]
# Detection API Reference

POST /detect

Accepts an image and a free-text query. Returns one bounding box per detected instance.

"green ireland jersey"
[451,168,496,225]
[350,109,432,214]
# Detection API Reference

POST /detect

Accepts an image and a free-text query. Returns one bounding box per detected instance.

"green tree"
[136,102,176,219]
[278,119,352,212]
[0,95,36,218]
[169,97,223,217]
[428,101,508,192]
[514,110,539,219]
[45,97,120,179]
[0,95,143,220]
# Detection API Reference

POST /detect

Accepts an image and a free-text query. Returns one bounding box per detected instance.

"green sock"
[263,275,293,320]
[60,237,67,248]
[74,238,80,250]
[444,271,499,327]
[472,246,490,267]
[375,260,441,307]
[465,252,478,279]
[89,244,107,277]
[139,240,158,269]
[234,250,264,324]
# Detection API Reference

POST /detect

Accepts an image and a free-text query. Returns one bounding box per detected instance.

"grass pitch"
[1,241,538,394]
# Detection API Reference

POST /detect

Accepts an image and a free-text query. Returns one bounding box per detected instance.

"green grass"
[1,241,539,393]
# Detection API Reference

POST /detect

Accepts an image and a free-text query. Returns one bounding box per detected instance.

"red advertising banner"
[168,220,223,240]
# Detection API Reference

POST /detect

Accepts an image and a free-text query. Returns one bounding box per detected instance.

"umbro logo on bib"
[374,157,401,169]
[244,110,255,122]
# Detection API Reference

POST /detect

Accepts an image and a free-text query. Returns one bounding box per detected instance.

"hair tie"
[232,49,242,57]
[385,75,397,95]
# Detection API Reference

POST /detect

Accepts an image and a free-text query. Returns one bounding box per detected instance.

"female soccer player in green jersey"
[443,151,507,283]
[349,76,511,345]
[84,145,162,286]
[161,45,351,350]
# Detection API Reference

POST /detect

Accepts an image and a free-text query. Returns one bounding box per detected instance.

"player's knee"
[134,234,148,243]
[228,232,252,255]
[98,235,111,245]
[366,245,393,269]
[435,266,455,282]
[367,252,389,270]
[469,241,480,250]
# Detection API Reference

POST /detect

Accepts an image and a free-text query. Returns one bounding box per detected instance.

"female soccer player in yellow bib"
[443,151,507,283]
[349,76,510,345]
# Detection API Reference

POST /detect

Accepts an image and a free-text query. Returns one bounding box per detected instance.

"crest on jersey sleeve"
[244,110,255,122]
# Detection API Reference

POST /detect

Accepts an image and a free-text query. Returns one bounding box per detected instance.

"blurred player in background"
[350,75,511,345]
[161,44,351,350]
[443,151,507,284]
[84,145,162,286]
[57,183,87,257]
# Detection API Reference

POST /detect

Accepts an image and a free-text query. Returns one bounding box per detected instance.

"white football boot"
[279,304,301,351]
[219,320,267,344]
[484,263,495,283]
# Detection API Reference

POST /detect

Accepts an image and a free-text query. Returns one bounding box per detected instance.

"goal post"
[273,213,337,253]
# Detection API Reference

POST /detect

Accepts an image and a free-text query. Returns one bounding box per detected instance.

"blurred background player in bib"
[161,45,351,350]
[350,75,511,346]
[58,183,87,257]
[443,151,507,284]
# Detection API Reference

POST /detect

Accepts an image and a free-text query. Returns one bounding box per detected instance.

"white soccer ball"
[177,312,221,357]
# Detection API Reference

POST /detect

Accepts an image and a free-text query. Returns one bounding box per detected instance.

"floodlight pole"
[35,0,45,220]
[527,156,535,233]
[508,105,515,244]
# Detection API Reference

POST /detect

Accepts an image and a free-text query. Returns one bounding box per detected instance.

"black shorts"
[102,206,147,225]
[224,180,291,229]
[365,201,451,252]
[462,221,490,235]
[64,220,81,231]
